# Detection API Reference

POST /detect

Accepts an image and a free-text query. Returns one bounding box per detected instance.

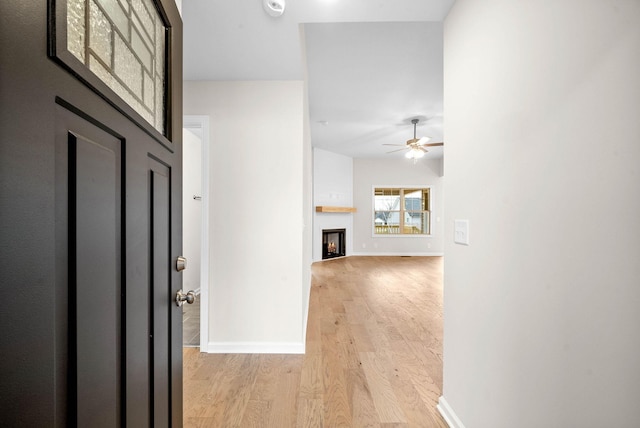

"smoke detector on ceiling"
[263,0,285,17]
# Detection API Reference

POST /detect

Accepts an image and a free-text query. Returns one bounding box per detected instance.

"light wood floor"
[183,297,201,347]
[183,256,446,427]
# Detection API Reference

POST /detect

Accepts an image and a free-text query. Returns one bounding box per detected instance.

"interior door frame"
[183,115,210,352]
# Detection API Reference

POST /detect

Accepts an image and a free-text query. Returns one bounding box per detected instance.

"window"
[374,187,430,235]
[65,0,167,134]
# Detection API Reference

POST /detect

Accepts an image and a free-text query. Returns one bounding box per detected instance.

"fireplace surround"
[322,229,346,260]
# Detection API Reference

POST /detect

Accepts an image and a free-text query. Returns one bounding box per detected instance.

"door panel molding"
[149,156,173,426]
[71,132,122,428]
[56,104,126,427]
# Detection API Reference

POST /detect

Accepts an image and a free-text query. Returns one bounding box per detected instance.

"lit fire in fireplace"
[322,229,345,260]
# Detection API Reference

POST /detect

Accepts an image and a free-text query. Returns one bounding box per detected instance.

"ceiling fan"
[384,118,443,161]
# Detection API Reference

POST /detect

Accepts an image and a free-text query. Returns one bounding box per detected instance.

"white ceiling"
[183,0,453,159]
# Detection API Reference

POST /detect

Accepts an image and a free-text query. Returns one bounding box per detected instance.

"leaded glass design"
[67,0,166,133]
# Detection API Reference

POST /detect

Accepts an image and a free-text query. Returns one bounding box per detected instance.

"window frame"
[371,185,433,238]
[48,0,175,149]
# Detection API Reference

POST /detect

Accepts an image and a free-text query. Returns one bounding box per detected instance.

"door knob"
[176,289,196,307]
[176,256,187,272]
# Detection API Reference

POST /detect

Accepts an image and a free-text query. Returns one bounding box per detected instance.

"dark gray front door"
[0,0,183,426]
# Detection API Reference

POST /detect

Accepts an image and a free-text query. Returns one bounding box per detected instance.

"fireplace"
[322,229,346,260]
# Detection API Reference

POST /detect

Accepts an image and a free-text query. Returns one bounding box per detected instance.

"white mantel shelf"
[315,206,357,213]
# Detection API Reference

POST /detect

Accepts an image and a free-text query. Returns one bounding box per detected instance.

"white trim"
[437,396,466,428]
[207,342,305,354]
[370,234,434,238]
[184,115,210,353]
[350,252,444,257]
[301,297,310,352]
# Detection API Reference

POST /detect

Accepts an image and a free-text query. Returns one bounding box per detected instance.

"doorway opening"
[183,115,210,351]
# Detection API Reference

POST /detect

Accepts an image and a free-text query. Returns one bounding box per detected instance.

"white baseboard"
[437,396,466,428]
[207,341,305,354]
[350,252,444,257]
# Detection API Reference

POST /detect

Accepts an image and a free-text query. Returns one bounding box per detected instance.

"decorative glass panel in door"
[66,0,166,134]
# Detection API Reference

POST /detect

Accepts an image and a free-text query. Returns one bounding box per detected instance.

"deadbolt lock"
[176,256,187,272]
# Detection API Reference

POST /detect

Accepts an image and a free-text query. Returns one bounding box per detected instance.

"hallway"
[183,256,446,427]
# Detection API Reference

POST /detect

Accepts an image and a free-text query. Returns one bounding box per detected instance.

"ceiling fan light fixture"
[405,147,425,159]
[382,117,443,162]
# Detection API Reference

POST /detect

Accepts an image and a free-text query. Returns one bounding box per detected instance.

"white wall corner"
[207,341,305,354]
[437,396,466,428]
[185,82,304,355]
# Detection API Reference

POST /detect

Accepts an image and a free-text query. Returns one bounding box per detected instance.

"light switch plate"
[454,219,469,245]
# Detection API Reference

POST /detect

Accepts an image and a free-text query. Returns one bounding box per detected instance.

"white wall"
[184,81,307,352]
[441,1,640,427]
[352,158,444,255]
[313,148,354,261]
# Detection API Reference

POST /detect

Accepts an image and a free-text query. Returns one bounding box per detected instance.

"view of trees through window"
[374,188,430,235]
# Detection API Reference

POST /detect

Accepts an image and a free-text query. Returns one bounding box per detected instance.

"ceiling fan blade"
[383,119,442,155]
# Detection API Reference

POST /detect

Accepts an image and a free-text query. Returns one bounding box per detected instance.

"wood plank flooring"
[183,297,201,347]
[184,256,446,427]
